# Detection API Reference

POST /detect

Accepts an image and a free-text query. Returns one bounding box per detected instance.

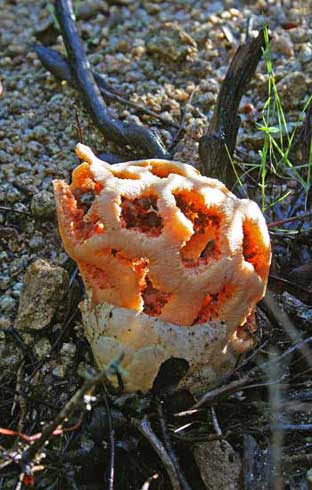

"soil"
[0,0,311,489]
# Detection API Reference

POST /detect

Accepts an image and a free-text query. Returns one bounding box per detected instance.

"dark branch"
[33,45,177,129]
[156,400,192,490]
[199,29,266,187]
[54,0,169,159]
[131,416,181,490]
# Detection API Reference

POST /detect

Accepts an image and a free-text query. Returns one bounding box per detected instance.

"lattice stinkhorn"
[53,144,271,393]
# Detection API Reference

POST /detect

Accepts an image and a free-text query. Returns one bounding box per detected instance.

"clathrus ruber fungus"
[54,144,271,393]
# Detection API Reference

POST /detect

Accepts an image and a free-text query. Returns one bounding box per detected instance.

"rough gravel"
[0,0,311,488]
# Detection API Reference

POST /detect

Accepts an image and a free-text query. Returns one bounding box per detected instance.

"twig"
[63,463,79,490]
[168,89,196,155]
[193,373,253,409]
[268,275,312,305]
[199,29,266,186]
[156,401,191,490]
[0,206,31,216]
[21,356,123,467]
[53,0,169,159]
[267,212,312,229]
[33,45,177,129]
[273,424,312,432]
[265,349,285,490]
[282,453,312,465]
[172,432,225,443]
[192,336,312,409]
[131,416,181,490]
[1,326,37,367]
[140,473,159,490]
[101,387,115,490]
[74,105,84,144]
[210,406,222,437]
[33,45,117,94]
[263,292,312,367]
[12,362,27,435]
[269,336,312,366]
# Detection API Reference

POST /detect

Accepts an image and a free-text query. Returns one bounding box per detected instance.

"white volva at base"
[80,293,242,394]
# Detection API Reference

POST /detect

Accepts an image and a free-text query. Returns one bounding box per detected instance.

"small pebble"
[34,338,52,359]
[6,186,21,203]
[146,22,198,62]
[0,275,10,291]
[0,317,10,329]
[52,365,66,379]
[60,342,77,359]
[0,296,16,313]
[31,190,55,218]
[271,32,294,58]
[276,72,308,109]
[0,251,8,263]
[29,234,45,250]
[11,282,23,299]
[298,43,312,63]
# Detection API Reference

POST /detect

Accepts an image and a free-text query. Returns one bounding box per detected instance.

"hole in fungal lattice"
[243,219,269,279]
[79,252,149,307]
[70,189,105,242]
[78,191,96,214]
[195,283,235,324]
[113,170,140,180]
[174,191,222,267]
[142,276,171,317]
[149,162,185,178]
[70,163,105,240]
[120,194,163,236]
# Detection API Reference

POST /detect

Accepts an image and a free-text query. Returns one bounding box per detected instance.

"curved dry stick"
[54,0,169,159]
[156,401,191,490]
[199,29,266,187]
[102,390,115,490]
[131,416,181,490]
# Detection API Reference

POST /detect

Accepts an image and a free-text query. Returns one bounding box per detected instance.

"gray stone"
[11,282,23,299]
[0,337,22,369]
[60,342,77,364]
[31,125,49,142]
[29,234,45,250]
[34,337,52,359]
[0,275,10,291]
[0,251,8,263]
[16,259,69,330]
[0,295,16,313]
[31,190,55,218]
[193,440,241,490]
[52,365,66,379]
[276,72,308,109]
[146,22,198,62]
[6,186,21,203]
[271,33,294,58]
[298,43,312,64]
[0,317,10,329]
